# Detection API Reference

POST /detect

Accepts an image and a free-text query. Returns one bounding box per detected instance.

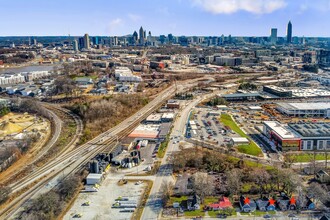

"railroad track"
[1,78,204,219]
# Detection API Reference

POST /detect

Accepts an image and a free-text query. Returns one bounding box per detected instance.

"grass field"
[220,114,262,157]
[227,156,274,170]
[285,153,329,163]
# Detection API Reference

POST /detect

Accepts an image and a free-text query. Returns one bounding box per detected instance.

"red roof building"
[208,197,233,210]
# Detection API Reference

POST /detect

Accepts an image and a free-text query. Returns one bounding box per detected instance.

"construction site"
[0,112,49,139]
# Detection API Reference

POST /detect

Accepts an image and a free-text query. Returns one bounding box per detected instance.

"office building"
[318,50,330,67]
[270,28,277,44]
[83,33,90,49]
[139,26,145,45]
[263,121,330,151]
[73,40,78,51]
[263,121,301,151]
[91,36,99,45]
[168,34,174,43]
[287,21,292,44]
[78,37,84,50]
[132,31,138,45]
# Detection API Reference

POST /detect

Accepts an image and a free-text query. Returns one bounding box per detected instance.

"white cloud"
[128,14,142,22]
[191,0,287,14]
[107,18,123,34]
[296,0,330,12]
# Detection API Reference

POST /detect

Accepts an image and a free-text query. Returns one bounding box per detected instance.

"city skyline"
[0,0,330,37]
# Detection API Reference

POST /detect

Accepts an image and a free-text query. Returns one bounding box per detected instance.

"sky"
[0,0,329,37]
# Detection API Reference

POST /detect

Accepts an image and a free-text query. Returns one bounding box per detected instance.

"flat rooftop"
[248,106,263,110]
[278,102,330,111]
[222,93,261,98]
[289,123,330,137]
[264,121,298,139]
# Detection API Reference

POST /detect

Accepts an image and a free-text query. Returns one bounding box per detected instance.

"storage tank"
[136,141,141,149]
[91,160,99,173]
[130,151,138,157]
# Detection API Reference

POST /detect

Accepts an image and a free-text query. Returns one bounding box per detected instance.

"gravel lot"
[64,175,146,220]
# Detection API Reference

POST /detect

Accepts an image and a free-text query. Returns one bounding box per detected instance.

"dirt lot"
[0,112,49,139]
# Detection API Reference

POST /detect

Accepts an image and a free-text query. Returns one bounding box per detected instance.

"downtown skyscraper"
[270,28,277,44]
[287,21,292,44]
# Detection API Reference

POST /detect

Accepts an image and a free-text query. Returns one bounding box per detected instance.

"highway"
[0,77,209,219]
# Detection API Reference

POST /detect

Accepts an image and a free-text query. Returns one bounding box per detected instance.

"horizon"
[0,0,330,37]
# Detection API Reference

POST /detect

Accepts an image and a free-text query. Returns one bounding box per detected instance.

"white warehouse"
[276,102,330,118]
[114,67,142,82]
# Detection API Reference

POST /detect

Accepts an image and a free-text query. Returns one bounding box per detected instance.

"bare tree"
[252,168,271,197]
[160,180,174,206]
[282,170,301,197]
[191,172,214,203]
[226,169,243,197]
[307,182,330,206]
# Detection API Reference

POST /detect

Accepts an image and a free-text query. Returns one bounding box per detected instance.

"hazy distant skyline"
[0,0,330,37]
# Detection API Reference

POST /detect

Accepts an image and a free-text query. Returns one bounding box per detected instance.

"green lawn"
[169,196,188,204]
[220,114,262,157]
[184,210,205,217]
[227,156,274,170]
[204,196,219,205]
[285,153,329,163]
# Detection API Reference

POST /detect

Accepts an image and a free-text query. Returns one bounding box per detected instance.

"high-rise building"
[139,26,145,45]
[168,34,173,43]
[78,37,84,50]
[73,39,79,51]
[91,36,99,45]
[270,28,277,44]
[83,33,90,49]
[147,31,152,45]
[132,31,138,45]
[287,21,292,44]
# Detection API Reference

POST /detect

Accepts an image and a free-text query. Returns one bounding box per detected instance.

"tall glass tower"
[287,21,292,44]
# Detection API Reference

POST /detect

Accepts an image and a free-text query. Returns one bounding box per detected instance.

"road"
[141,92,217,220]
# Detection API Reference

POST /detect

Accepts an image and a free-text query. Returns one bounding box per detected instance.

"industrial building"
[263,85,292,97]
[114,67,142,82]
[86,173,103,185]
[263,121,330,151]
[221,93,262,101]
[215,56,242,66]
[288,123,330,151]
[276,102,330,118]
[166,100,180,109]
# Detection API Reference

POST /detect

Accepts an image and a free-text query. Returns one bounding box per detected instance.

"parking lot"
[63,175,146,220]
[187,107,240,146]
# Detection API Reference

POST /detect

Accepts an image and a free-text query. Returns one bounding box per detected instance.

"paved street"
[141,92,218,220]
